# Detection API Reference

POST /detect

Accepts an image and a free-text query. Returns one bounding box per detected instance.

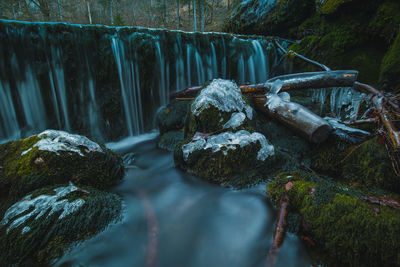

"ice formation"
[182,130,274,161]
[21,130,103,156]
[0,182,85,234]
[191,79,253,120]
[223,112,246,129]
[312,87,367,119]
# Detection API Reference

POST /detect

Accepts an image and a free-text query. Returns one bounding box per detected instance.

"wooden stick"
[267,192,289,267]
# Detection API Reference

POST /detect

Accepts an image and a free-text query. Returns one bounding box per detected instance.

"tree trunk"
[176,0,180,30]
[57,0,63,21]
[193,0,197,31]
[87,1,92,24]
[110,0,114,25]
[201,0,205,32]
[163,0,167,26]
[188,1,191,30]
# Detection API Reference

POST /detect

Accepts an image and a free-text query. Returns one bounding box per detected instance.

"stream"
[55,134,311,267]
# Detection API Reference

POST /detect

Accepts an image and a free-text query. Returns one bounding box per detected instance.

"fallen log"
[253,95,332,143]
[170,70,359,99]
[240,70,359,95]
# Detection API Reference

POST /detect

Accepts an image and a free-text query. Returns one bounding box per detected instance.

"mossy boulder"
[156,99,191,135]
[157,130,185,152]
[0,183,122,266]
[311,135,400,193]
[174,130,276,188]
[187,79,254,136]
[267,171,400,266]
[223,0,315,37]
[342,136,399,192]
[0,130,124,208]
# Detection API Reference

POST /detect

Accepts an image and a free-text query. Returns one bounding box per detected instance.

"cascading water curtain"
[0,21,284,142]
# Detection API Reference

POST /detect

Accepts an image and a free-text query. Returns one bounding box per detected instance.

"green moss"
[0,185,122,266]
[343,136,399,192]
[318,0,353,15]
[380,30,400,90]
[267,172,400,266]
[369,1,400,43]
[0,135,124,206]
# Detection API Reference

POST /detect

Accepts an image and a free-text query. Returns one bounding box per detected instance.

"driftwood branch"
[267,191,289,267]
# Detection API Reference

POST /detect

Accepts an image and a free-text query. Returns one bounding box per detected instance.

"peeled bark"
[253,96,332,143]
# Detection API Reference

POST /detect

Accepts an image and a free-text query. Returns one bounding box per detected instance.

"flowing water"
[55,136,312,267]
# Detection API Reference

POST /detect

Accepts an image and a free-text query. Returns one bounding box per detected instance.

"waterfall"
[48,45,70,131]
[0,20,286,142]
[111,37,144,136]
[0,81,19,140]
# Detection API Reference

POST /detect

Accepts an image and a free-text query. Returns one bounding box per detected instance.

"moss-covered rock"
[156,100,191,135]
[0,183,122,266]
[342,136,399,192]
[267,171,400,266]
[0,130,124,209]
[187,79,254,136]
[223,0,315,37]
[157,130,185,152]
[174,130,276,188]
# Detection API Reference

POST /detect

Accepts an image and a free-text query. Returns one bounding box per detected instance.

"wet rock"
[187,79,254,136]
[174,130,276,188]
[0,130,124,207]
[156,100,191,135]
[158,130,185,152]
[0,183,121,266]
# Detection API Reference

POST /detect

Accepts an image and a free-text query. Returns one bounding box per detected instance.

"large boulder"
[0,130,124,208]
[0,183,121,266]
[187,79,254,136]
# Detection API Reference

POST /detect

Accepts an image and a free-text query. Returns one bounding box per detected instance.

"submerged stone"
[0,184,122,266]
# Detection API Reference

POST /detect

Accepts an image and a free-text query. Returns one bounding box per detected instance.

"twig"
[274,38,331,71]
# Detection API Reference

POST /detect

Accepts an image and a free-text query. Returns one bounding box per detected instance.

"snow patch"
[192,79,253,120]
[182,130,274,161]
[1,182,86,234]
[21,130,103,156]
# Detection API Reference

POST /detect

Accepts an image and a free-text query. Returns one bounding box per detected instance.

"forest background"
[0,0,242,31]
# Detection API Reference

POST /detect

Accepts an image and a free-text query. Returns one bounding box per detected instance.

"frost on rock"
[223,112,246,129]
[182,130,274,162]
[21,130,103,156]
[192,79,253,120]
[0,182,85,234]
